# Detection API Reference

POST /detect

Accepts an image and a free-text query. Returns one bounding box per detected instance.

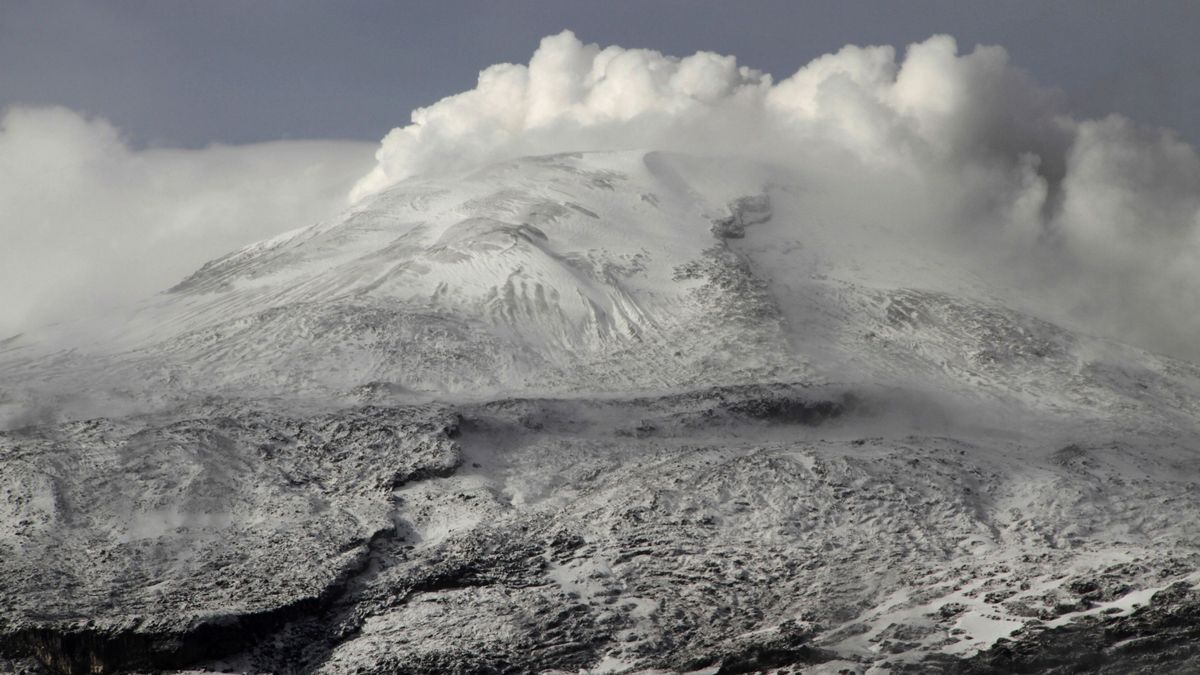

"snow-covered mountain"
[2,151,1199,674]
[9,151,1199,420]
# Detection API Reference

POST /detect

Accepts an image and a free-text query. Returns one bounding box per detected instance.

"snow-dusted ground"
[2,151,1199,673]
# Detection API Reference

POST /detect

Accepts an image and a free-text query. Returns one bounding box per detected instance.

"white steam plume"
[353,31,1200,360]
[0,106,374,337]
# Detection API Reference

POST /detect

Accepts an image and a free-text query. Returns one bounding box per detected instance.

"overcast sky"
[2,1,1198,148]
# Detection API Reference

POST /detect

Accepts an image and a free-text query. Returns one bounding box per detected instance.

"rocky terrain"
[2,151,1198,673]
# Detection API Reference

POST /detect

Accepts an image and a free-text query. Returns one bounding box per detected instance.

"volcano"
[2,150,1199,674]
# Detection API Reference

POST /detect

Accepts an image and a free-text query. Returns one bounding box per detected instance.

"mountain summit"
[2,150,1200,673]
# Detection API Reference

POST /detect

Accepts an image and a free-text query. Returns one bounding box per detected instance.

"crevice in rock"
[0,417,467,675]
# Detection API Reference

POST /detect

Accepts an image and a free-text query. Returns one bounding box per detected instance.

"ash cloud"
[355,31,1200,360]
[0,106,374,337]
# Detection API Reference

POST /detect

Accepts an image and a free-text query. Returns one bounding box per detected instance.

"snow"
[945,612,1025,655]
[2,150,1200,673]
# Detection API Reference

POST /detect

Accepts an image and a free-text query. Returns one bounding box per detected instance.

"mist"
[354,31,1200,361]
[0,105,374,338]
[3,32,1198,360]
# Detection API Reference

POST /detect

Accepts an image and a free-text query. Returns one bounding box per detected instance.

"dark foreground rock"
[903,581,1200,674]
[0,403,461,674]
[2,386,1199,674]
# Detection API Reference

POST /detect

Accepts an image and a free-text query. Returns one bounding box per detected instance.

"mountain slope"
[7,151,1200,422]
[2,150,1199,674]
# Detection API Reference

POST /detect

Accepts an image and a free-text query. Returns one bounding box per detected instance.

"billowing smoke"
[3,34,1197,359]
[0,106,374,337]
[352,32,1070,199]
[354,31,1200,360]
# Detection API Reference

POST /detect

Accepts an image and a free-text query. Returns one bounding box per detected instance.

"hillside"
[2,151,1199,674]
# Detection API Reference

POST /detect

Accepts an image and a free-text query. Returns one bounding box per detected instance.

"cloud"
[3,33,1197,361]
[0,105,374,337]
[349,32,1070,197]
[353,31,1200,360]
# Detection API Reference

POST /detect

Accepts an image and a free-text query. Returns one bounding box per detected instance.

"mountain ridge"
[2,149,1199,674]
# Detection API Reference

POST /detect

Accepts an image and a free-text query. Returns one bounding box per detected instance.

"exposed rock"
[3,151,1200,673]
